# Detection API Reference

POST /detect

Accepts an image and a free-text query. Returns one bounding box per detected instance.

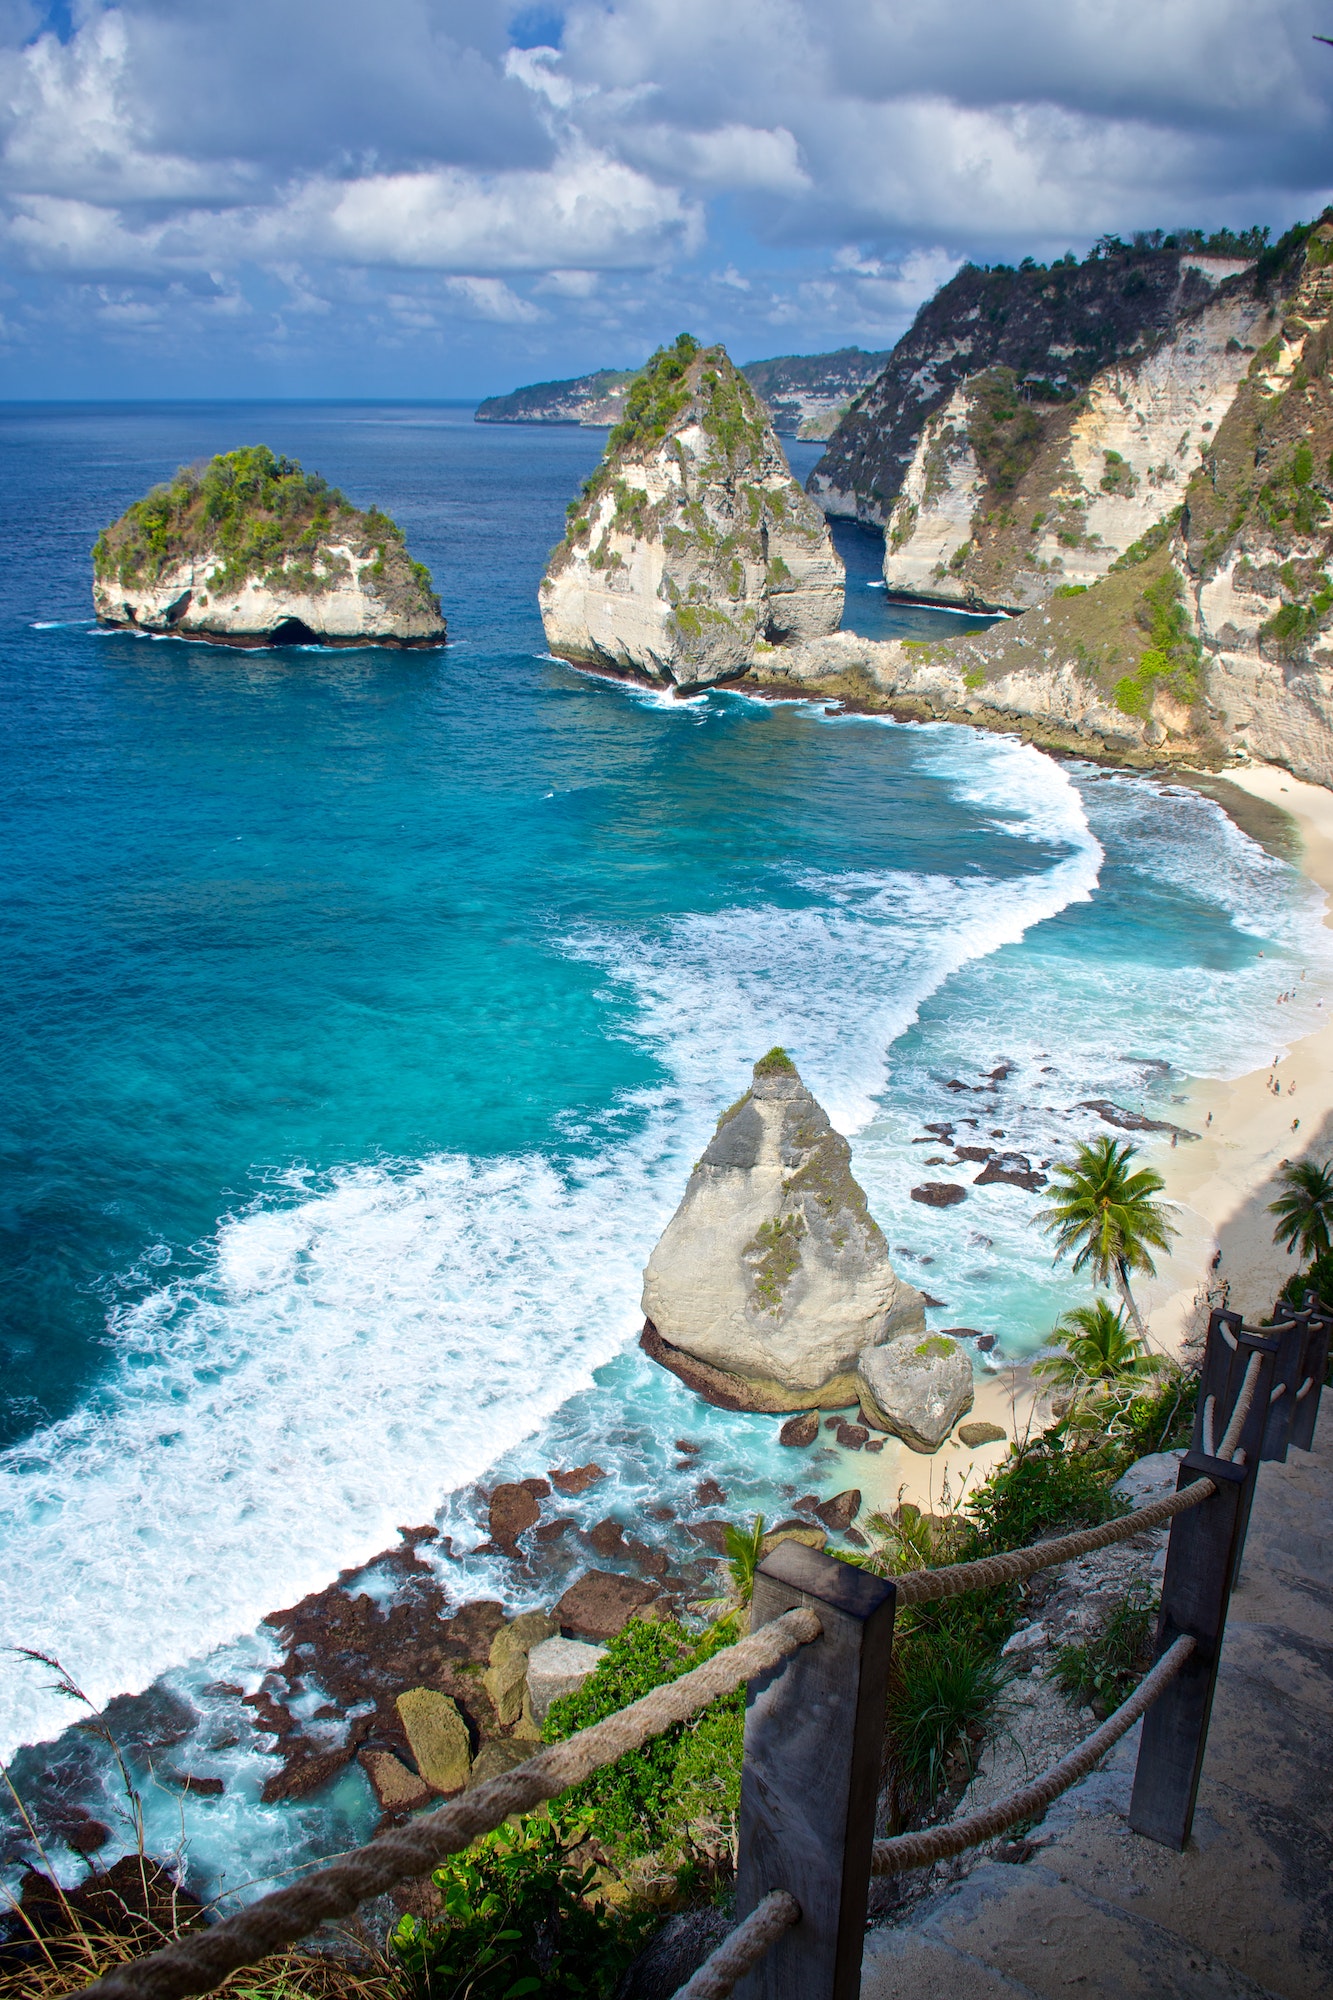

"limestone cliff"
[811,241,1261,527]
[641,1049,925,1412]
[93,446,445,649]
[751,221,1333,793]
[475,369,636,427]
[882,268,1275,612]
[539,335,843,688]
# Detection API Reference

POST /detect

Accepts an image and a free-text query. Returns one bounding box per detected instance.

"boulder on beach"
[526,1635,608,1724]
[958,1419,1008,1449]
[641,1049,925,1411]
[395,1689,471,1794]
[857,1333,975,1453]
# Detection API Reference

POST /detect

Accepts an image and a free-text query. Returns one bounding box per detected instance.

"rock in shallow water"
[554,1569,658,1641]
[641,1050,924,1410]
[857,1333,974,1453]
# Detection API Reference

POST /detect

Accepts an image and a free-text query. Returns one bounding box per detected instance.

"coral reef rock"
[540,334,843,689]
[857,1333,975,1453]
[641,1048,925,1411]
[93,446,445,649]
[554,1569,658,1641]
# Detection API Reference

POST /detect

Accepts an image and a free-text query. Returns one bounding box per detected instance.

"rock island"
[540,335,843,689]
[92,445,446,649]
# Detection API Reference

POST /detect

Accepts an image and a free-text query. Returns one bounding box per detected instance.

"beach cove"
[2,402,1331,1903]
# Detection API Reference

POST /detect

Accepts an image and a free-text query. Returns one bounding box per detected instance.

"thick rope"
[82,1609,821,2000]
[671,1889,800,2000]
[1216,1350,1263,1462]
[894,1480,1215,1606]
[871,1632,1196,1873]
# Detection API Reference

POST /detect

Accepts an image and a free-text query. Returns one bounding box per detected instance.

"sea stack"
[641,1049,926,1411]
[540,334,843,689]
[92,446,445,648]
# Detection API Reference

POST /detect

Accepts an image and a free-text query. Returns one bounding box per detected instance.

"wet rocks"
[396,1690,471,1794]
[361,1748,434,1813]
[779,1410,820,1446]
[834,1420,869,1449]
[958,1420,1008,1448]
[911,1182,968,1207]
[858,1332,975,1453]
[641,1050,925,1410]
[814,1489,862,1533]
[488,1480,549,1553]
[554,1570,658,1642]
[974,1153,1047,1191]
[526,1636,608,1724]
[549,1463,606,1496]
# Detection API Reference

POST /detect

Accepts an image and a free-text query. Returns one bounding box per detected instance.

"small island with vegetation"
[92,445,446,649]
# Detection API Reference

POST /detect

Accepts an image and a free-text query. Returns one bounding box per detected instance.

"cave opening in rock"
[268,617,319,646]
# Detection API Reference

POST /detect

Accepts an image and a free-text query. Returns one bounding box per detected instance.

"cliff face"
[93,447,445,649]
[743,223,1333,795]
[810,249,1253,526]
[539,335,843,688]
[883,274,1275,611]
[1180,221,1333,783]
[739,347,890,438]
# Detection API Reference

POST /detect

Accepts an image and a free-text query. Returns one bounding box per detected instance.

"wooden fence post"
[1260,1310,1307,1462]
[733,1539,896,2000]
[1130,1324,1277,1850]
[1287,1297,1330,1455]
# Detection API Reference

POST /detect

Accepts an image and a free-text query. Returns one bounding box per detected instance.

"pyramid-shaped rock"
[641,1050,925,1410]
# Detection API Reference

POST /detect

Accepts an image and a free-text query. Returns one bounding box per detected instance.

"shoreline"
[1140,762,1333,1343]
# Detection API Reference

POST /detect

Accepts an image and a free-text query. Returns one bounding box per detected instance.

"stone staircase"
[861,1437,1333,2000]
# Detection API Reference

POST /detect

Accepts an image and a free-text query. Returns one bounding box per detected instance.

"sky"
[0,0,1331,398]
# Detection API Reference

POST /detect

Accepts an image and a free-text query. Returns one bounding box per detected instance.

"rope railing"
[81,1609,821,2000]
[870,1632,1196,1875]
[81,1294,1294,2000]
[894,1477,1215,1606]
[672,1890,801,2000]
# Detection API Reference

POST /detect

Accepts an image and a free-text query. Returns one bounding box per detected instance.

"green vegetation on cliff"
[92,445,438,608]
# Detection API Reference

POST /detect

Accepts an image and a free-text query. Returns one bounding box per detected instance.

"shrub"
[607,335,700,455]
[968,1427,1128,1553]
[1052,1582,1158,1717]
[391,1808,648,2000]
[885,1630,1010,1811]
[543,1617,742,1857]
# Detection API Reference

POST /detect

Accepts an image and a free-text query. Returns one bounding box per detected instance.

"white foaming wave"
[0,1151,666,1759]
[0,729,1105,1758]
[571,738,1103,1135]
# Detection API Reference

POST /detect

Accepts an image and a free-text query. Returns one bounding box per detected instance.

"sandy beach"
[846,760,1333,1520]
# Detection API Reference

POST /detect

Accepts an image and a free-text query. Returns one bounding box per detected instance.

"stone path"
[861,1434,1333,2000]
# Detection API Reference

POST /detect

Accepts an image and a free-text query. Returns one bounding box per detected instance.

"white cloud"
[442,275,542,321]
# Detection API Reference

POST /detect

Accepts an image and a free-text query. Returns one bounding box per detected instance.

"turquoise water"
[1,404,1329,1896]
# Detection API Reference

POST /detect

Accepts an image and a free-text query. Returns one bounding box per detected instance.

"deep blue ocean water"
[2,403,1329,1898]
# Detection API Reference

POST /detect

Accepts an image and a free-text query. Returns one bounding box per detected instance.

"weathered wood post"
[1287,1296,1330,1454]
[1130,1320,1278,1849]
[1260,1311,1305,1462]
[733,1539,896,2000]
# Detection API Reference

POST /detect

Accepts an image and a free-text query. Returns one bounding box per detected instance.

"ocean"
[1,401,1328,1900]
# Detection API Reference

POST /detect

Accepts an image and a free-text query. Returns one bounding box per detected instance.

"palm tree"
[1036,1136,1177,1342]
[1034,1299,1162,1398]
[723,1515,766,1603]
[1268,1157,1333,1262]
